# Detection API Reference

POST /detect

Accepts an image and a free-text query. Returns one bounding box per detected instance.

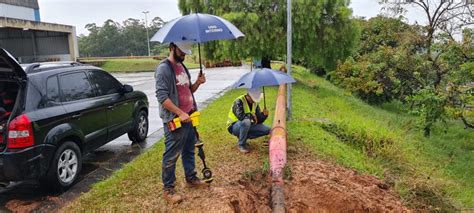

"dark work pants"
[162,122,197,188]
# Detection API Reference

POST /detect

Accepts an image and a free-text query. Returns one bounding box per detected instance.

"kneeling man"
[227,88,270,153]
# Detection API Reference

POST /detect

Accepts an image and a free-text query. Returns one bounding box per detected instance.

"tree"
[98,20,124,56]
[78,23,100,57]
[381,0,473,49]
[356,16,423,55]
[78,17,166,57]
[178,0,286,66]
[122,18,148,56]
[78,19,124,57]
[332,17,426,104]
[374,1,474,135]
[380,0,474,88]
[177,0,359,72]
[149,17,165,34]
[441,29,474,129]
[293,0,360,72]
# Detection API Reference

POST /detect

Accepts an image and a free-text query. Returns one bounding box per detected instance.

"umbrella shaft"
[198,43,203,75]
[263,86,266,109]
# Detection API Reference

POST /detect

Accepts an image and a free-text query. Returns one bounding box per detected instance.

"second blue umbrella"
[234,68,296,108]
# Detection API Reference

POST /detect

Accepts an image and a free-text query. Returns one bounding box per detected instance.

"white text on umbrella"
[206,25,223,33]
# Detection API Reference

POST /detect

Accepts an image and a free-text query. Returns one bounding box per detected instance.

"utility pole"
[287,0,292,120]
[143,11,151,57]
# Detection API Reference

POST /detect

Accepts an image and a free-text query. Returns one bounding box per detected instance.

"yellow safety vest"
[227,95,256,127]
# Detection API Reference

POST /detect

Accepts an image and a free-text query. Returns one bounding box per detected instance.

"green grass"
[288,65,473,210]
[81,58,201,72]
[66,88,276,211]
[66,64,472,211]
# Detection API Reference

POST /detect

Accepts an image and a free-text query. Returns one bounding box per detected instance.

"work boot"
[186,176,207,188]
[163,187,183,204]
[238,144,250,153]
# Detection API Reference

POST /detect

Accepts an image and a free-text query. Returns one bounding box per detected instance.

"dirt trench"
[161,144,410,212]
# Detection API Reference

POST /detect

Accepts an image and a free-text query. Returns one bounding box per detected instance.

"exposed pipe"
[269,83,287,213]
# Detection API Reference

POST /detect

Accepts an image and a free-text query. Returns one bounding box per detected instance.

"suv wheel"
[128,110,148,143]
[44,141,82,191]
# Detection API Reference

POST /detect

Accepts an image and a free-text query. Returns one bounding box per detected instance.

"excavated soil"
[285,160,410,212]
[161,148,273,212]
[158,144,410,212]
[5,200,41,213]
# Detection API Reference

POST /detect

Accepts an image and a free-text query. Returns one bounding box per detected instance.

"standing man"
[155,41,207,203]
[227,87,271,153]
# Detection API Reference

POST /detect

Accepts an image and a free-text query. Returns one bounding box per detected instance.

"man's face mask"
[173,46,185,63]
[248,89,262,103]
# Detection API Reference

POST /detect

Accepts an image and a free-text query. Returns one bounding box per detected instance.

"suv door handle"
[72,113,82,119]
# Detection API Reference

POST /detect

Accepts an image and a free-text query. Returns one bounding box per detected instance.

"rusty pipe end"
[271,183,285,213]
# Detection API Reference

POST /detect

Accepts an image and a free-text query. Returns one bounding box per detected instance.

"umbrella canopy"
[234,68,296,89]
[151,13,244,43]
[150,13,244,75]
[234,68,296,109]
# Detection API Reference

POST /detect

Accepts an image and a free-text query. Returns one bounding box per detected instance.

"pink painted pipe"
[269,83,287,212]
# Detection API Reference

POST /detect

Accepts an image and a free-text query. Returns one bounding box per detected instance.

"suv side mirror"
[121,84,134,94]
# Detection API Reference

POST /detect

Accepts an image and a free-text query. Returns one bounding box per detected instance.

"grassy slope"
[66,66,472,211]
[289,66,473,210]
[82,58,200,72]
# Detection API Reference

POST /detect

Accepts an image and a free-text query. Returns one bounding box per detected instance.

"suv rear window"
[59,72,95,102]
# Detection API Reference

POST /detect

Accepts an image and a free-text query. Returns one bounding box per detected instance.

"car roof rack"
[39,61,83,66]
[24,63,41,73]
[22,61,86,73]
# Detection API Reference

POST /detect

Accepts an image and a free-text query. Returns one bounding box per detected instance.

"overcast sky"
[38,0,426,36]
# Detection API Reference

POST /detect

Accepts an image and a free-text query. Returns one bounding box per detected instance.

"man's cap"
[174,41,193,55]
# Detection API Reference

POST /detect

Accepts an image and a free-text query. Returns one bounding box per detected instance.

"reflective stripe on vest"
[227,95,256,127]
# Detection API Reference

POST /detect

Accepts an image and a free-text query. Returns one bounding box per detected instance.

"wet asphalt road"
[0,66,249,212]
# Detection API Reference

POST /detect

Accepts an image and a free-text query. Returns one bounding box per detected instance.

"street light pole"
[143,11,151,57]
[287,0,292,120]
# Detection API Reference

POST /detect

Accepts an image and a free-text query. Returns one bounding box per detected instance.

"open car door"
[0,48,26,81]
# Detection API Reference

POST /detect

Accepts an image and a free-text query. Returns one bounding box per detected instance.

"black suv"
[0,49,149,190]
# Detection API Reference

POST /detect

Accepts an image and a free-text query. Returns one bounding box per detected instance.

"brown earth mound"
[161,153,272,212]
[157,147,410,212]
[285,160,410,212]
[5,200,41,213]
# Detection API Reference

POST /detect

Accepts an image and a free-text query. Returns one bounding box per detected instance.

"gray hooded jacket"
[154,59,198,123]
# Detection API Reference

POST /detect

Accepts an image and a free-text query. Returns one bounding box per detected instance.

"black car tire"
[43,141,82,191]
[128,110,148,143]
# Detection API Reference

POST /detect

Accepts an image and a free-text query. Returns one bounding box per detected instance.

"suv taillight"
[8,114,34,149]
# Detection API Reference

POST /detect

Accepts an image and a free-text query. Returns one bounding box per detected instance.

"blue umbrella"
[234,68,296,108]
[150,13,245,74]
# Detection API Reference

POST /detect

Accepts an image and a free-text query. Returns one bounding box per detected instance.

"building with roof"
[0,0,40,21]
[0,0,78,63]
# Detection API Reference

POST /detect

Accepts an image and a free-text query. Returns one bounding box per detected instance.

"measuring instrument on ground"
[167,111,213,183]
